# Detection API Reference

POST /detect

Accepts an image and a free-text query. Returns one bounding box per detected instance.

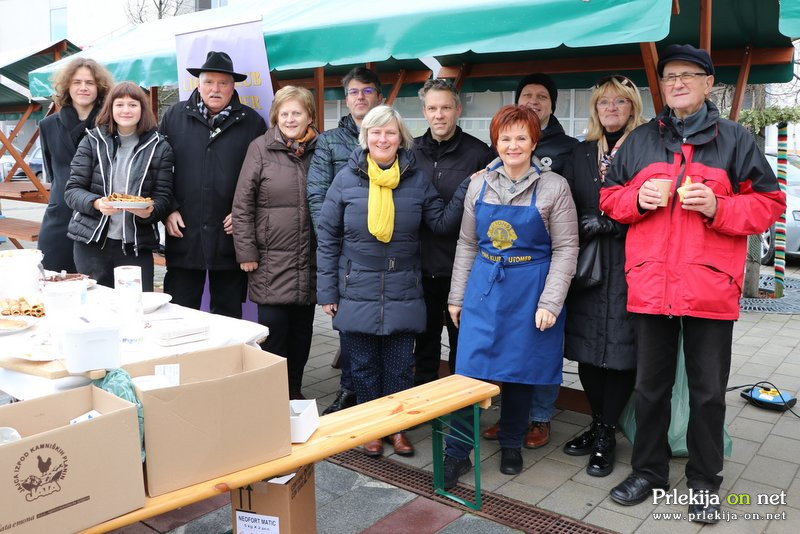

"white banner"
[175,19,273,123]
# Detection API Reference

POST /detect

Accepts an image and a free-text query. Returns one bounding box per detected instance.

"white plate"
[0,316,38,336]
[142,292,172,313]
[108,200,154,209]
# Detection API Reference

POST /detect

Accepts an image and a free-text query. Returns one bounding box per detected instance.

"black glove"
[579,212,618,240]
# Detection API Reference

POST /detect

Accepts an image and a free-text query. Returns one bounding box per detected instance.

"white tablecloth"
[0,287,268,400]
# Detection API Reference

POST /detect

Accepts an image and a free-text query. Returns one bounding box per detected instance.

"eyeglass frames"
[659,72,709,85]
[346,87,378,97]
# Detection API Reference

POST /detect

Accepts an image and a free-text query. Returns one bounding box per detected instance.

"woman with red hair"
[442,105,578,485]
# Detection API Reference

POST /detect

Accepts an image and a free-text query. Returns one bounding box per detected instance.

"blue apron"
[456,179,565,385]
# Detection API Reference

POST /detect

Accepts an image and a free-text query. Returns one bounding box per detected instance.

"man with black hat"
[161,51,266,318]
[600,44,785,520]
[482,72,578,449]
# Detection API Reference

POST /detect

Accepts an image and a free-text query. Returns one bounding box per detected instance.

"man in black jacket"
[307,66,383,414]
[161,51,266,318]
[412,79,493,385]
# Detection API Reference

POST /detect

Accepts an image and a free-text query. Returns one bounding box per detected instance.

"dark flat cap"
[657,44,715,76]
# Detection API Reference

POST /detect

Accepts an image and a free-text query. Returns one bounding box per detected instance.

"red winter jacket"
[599,101,785,320]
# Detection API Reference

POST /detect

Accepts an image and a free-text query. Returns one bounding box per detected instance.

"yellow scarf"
[366,154,400,243]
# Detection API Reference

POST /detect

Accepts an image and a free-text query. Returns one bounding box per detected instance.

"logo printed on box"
[13,443,69,502]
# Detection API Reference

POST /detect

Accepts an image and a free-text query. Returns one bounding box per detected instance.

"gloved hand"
[579,211,619,240]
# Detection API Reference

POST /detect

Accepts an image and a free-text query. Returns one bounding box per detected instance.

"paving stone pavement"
[1,201,799,532]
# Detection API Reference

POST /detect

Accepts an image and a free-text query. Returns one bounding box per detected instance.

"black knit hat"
[657,44,715,77]
[187,51,247,82]
[515,73,557,112]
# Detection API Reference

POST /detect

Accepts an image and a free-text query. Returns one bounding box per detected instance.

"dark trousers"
[414,276,459,385]
[578,363,636,426]
[73,240,154,292]
[258,303,315,394]
[632,314,732,491]
[341,332,415,405]
[163,267,246,319]
[445,381,535,459]
[338,335,354,392]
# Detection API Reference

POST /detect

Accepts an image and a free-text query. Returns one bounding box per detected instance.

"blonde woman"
[561,75,647,477]
[232,86,318,400]
[316,105,467,458]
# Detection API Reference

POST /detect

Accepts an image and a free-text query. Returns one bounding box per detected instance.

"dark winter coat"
[316,148,468,335]
[412,127,493,277]
[563,140,635,370]
[38,106,99,272]
[159,89,267,270]
[306,114,360,232]
[64,127,174,253]
[232,127,317,305]
[535,115,579,175]
[600,101,785,320]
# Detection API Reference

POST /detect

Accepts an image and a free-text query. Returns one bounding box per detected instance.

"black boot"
[322,388,356,415]
[563,414,600,456]
[586,423,616,477]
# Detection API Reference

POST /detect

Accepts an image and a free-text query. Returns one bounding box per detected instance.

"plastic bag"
[93,368,145,462]
[618,334,733,457]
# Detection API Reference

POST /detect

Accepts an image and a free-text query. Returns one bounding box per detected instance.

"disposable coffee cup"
[0,426,22,444]
[652,179,673,207]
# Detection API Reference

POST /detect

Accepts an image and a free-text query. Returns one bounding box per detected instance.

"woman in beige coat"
[232,86,317,399]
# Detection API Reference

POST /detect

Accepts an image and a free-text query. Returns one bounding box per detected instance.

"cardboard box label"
[235,510,280,534]
[12,441,71,504]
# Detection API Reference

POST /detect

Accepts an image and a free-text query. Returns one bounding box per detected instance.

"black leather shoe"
[688,490,721,524]
[586,423,616,477]
[610,474,668,506]
[443,455,472,489]
[499,447,523,475]
[322,388,356,415]
[563,414,600,456]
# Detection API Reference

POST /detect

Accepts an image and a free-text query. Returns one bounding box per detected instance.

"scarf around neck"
[366,154,400,243]
[597,130,629,181]
[196,91,232,130]
[61,104,101,148]
[282,127,316,157]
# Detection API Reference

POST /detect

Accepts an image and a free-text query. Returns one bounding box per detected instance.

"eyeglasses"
[594,75,635,89]
[597,98,630,109]
[346,87,377,97]
[660,72,708,85]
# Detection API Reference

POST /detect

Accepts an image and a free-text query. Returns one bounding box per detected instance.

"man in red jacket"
[600,44,785,522]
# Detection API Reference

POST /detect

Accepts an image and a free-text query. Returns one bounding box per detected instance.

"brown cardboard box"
[0,386,144,534]
[125,344,292,496]
[231,464,316,534]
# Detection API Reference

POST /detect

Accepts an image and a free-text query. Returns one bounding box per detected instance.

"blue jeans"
[529,384,560,423]
[446,382,535,459]
[340,332,414,404]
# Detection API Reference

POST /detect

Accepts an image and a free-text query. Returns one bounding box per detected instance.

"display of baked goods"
[0,317,29,329]
[107,192,153,203]
[42,272,89,283]
[0,297,45,317]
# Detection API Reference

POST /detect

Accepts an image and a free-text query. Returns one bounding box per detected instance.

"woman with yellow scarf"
[316,105,468,458]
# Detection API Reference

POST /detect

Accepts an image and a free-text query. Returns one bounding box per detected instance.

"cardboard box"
[0,386,144,534]
[231,464,316,534]
[289,399,319,443]
[125,344,292,496]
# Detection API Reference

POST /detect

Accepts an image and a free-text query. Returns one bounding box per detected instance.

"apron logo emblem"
[487,220,517,250]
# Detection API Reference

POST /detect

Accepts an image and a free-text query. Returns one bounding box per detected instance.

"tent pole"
[453,65,470,93]
[699,0,712,52]
[728,46,752,121]
[639,42,663,114]
[314,67,325,131]
[385,69,407,105]
[672,0,680,15]
[149,86,159,121]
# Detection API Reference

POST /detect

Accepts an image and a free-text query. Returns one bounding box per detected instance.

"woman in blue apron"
[442,105,578,488]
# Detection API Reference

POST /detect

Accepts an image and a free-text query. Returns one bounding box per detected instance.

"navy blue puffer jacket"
[316,148,467,335]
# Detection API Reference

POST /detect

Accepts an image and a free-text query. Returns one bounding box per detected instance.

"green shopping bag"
[618,334,733,457]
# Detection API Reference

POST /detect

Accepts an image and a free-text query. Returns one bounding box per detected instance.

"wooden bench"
[0,180,50,203]
[81,375,499,533]
[0,217,41,248]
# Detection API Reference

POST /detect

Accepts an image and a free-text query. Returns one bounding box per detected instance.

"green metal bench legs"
[431,402,482,510]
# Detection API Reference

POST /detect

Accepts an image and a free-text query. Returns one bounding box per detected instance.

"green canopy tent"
[28,0,797,127]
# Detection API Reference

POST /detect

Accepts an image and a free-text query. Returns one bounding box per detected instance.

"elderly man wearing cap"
[481,72,578,450]
[160,51,266,318]
[600,44,785,520]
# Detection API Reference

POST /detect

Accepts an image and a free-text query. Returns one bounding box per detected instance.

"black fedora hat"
[187,51,247,82]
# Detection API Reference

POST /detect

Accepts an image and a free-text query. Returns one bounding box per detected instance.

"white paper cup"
[0,426,22,444]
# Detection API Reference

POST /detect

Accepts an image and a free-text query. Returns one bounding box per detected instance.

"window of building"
[50,7,67,41]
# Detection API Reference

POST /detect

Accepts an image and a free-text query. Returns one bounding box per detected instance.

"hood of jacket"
[656,99,720,152]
